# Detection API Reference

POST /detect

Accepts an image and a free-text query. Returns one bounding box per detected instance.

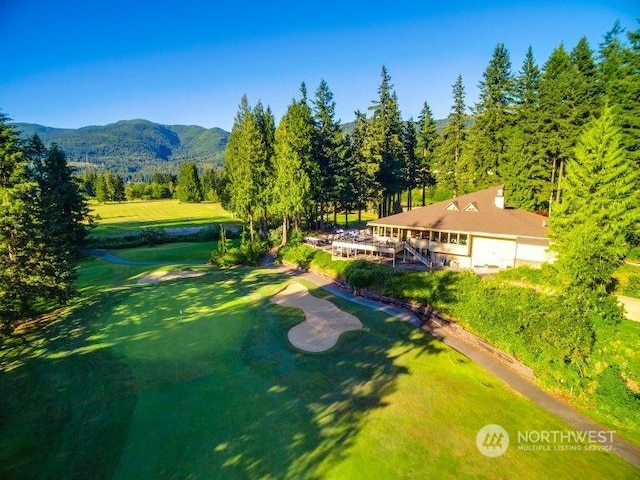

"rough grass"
[89,199,237,237]
[1,258,637,479]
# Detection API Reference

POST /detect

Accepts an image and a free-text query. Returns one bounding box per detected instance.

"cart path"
[275,265,640,469]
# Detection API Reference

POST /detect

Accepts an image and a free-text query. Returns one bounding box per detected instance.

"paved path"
[276,265,640,470]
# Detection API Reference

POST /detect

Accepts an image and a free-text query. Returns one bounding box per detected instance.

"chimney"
[494,187,505,209]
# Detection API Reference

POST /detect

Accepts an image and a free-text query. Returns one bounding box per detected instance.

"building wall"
[471,236,517,268]
[514,242,553,266]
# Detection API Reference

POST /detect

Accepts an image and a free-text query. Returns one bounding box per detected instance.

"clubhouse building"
[366,185,553,269]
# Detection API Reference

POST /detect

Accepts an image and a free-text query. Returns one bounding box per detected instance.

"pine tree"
[538,44,581,205]
[415,102,437,206]
[550,105,639,295]
[434,75,467,197]
[463,43,513,191]
[312,79,344,227]
[401,119,419,210]
[364,66,405,217]
[223,96,269,240]
[252,102,276,236]
[503,46,548,210]
[349,110,377,223]
[0,116,78,329]
[175,162,203,203]
[34,144,91,252]
[272,98,315,243]
[570,37,601,125]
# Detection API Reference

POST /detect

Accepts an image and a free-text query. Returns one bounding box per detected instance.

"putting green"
[0,267,636,479]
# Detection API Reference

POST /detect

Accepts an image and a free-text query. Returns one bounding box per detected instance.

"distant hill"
[12,119,229,179]
[340,118,450,136]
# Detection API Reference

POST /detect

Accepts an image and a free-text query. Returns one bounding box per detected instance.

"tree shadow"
[1,267,445,480]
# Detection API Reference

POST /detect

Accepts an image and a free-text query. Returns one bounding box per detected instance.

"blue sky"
[0,1,637,130]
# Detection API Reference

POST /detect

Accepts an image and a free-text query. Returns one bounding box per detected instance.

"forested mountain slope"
[13,119,229,178]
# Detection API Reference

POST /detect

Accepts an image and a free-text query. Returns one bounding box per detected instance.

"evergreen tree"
[503,46,548,210]
[401,119,419,210]
[349,110,377,222]
[550,105,639,297]
[434,75,467,196]
[312,79,344,227]
[415,102,437,206]
[34,144,91,252]
[176,162,203,203]
[463,43,513,191]
[607,22,640,172]
[538,44,582,204]
[364,66,405,217]
[570,37,601,125]
[272,98,315,243]
[201,167,223,202]
[95,172,109,203]
[223,96,274,240]
[0,116,77,329]
[109,173,126,202]
[252,102,276,235]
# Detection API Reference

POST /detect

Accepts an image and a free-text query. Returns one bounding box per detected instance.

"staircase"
[403,241,432,267]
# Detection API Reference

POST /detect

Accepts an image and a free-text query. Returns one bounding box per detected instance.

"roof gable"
[368,185,549,239]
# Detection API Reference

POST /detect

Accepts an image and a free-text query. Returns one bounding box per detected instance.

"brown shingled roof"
[368,185,549,240]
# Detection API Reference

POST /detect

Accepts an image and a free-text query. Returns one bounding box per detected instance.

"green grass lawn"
[1,258,636,479]
[106,241,222,263]
[89,199,237,237]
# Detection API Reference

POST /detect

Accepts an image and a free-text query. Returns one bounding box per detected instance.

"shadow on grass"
[1,267,444,480]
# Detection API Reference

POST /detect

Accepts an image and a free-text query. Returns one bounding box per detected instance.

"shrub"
[347,268,373,289]
[596,365,640,423]
[624,275,640,298]
[138,227,168,246]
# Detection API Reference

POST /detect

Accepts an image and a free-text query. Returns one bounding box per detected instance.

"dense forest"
[219,22,639,242]
[13,119,229,178]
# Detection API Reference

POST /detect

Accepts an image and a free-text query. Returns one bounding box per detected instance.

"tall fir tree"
[348,110,377,223]
[550,105,639,298]
[364,66,405,217]
[34,143,91,252]
[415,102,438,206]
[252,102,276,235]
[272,98,315,243]
[175,161,203,203]
[463,43,513,192]
[503,46,548,210]
[570,37,601,125]
[538,44,581,205]
[401,119,419,210]
[434,75,467,197]
[312,79,344,227]
[223,96,270,240]
[0,116,79,329]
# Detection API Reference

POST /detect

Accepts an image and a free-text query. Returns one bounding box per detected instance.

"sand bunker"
[270,282,362,352]
[137,269,206,285]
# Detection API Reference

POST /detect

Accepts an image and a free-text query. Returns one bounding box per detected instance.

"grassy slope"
[89,199,236,237]
[1,255,636,479]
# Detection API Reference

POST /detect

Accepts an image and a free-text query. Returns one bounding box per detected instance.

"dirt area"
[137,269,206,285]
[270,282,362,352]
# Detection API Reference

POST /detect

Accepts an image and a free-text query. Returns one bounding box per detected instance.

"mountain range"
[13,119,229,179]
[13,117,451,179]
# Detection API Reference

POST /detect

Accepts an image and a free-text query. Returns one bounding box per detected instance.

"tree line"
[0,116,91,331]
[76,164,223,203]
[219,22,639,244]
